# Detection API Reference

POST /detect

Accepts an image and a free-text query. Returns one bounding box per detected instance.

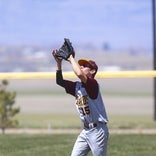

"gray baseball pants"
[71,124,109,156]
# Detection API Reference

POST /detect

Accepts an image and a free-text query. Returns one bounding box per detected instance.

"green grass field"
[0,134,156,156]
[14,113,156,130]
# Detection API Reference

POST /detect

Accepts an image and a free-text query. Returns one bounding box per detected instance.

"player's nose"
[80,66,84,69]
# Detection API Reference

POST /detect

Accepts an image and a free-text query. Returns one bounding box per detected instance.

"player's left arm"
[68,55,88,83]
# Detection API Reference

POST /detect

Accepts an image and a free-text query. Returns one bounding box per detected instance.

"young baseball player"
[52,50,109,156]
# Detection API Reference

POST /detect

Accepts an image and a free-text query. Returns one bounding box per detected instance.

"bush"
[0,79,20,134]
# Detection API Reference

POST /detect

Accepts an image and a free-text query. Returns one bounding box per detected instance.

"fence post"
[152,0,156,120]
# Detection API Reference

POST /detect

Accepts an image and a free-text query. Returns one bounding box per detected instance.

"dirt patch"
[4,128,156,135]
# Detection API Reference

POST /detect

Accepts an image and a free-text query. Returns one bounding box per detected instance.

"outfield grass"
[15,113,156,129]
[0,134,156,156]
[15,113,81,129]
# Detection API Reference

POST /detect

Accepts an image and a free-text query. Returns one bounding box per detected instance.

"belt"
[84,122,107,129]
[84,123,97,129]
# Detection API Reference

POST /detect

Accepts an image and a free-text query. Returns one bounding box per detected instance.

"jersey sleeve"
[56,70,76,96]
[83,77,98,99]
[64,80,76,96]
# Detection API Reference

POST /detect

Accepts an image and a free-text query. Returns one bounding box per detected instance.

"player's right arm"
[52,50,76,96]
[52,50,65,87]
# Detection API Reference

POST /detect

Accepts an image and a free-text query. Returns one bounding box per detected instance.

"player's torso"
[75,82,108,124]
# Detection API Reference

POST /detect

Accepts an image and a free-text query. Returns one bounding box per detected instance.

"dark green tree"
[0,80,20,134]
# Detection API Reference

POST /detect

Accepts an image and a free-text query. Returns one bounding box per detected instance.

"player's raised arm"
[68,55,88,83]
[68,54,98,84]
[52,50,66,88]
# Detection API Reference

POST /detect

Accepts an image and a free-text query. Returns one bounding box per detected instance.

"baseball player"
[52,42,109,156]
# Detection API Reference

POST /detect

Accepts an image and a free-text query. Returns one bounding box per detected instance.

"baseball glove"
[55,38,75,60]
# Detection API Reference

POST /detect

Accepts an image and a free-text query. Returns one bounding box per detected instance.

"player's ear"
[90,69,97,78]
[90,69,96,75]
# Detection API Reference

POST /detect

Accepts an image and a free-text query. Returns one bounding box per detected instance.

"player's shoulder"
[87,77,98,85]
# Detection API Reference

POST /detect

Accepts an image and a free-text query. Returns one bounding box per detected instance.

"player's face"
[80,64,93,76]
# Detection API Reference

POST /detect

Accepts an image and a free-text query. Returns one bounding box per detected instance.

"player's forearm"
[68,55,87,83]
[56,70,65,88]
[56,62,62,71]
[69,56,82,77]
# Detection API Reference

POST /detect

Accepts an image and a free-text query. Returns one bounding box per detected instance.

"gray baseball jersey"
[75,81,108,126]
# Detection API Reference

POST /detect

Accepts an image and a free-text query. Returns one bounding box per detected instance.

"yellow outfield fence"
[0,70,156,79]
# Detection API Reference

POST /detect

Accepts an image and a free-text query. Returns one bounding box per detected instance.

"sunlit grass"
[14,113,156,129]
[0,134,156,156]
[15,113,81,129]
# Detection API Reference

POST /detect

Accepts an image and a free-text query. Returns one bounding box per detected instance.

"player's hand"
[52,50,62,64]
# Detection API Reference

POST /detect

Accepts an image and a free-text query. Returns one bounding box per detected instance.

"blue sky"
[0,0,153,50]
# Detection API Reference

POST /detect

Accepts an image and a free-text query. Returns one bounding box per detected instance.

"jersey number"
[79,106,90,115]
